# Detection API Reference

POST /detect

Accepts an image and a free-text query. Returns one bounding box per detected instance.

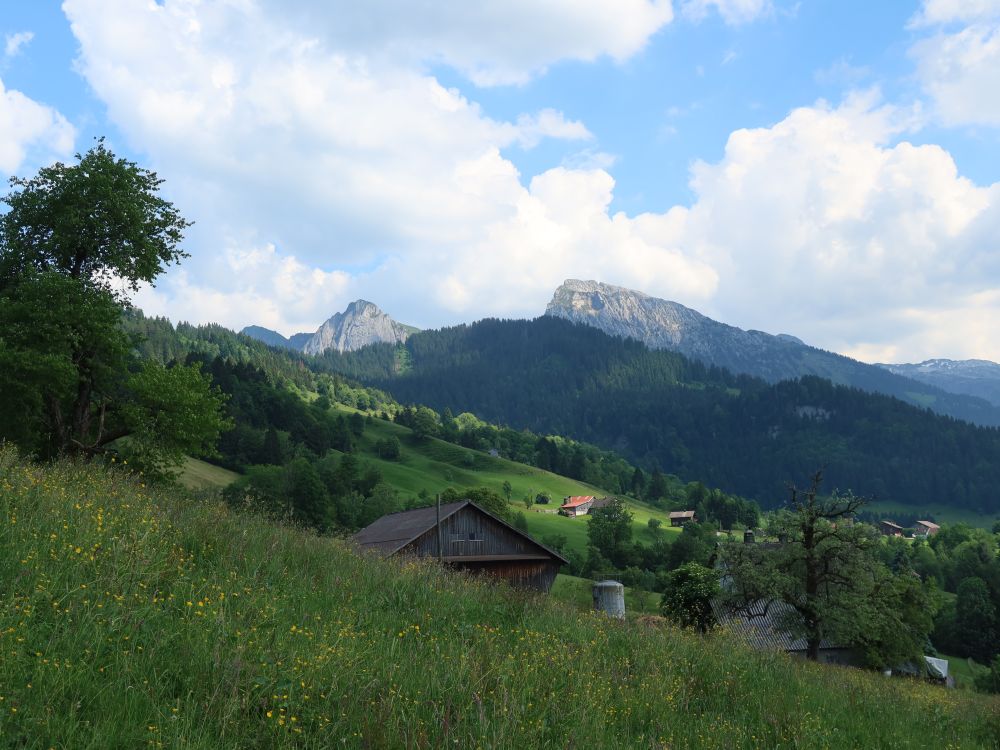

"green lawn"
[176,456,240,490]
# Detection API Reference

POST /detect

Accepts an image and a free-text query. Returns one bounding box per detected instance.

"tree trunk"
[807,635,821,661]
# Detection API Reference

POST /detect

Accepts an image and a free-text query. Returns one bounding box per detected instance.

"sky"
[2,0,1000,364]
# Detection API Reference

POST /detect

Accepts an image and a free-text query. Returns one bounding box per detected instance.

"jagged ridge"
[241,300,417,355]
[544,279,1000,427]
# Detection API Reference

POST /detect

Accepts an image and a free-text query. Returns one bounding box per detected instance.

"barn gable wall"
[405,506,540,558]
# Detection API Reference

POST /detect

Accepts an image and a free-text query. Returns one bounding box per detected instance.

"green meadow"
[1,448,998,748]
[323,405,682,554]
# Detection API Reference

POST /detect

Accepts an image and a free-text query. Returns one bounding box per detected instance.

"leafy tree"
[721,473,934,666]
[357,483,401,528]
[660,562,720,632]
[954,577,998,664]
[647,469,668,503]
[440,486,510,521]
[648,518,662,532]
[348,411,366,437]
[411,407,439,441]
[665,522,714,570]
[375,436,401,460]
[262,428,284,465]
[285,458,335,531]
[0,138,190,296]
[587,497,633,566]
[0,143,227,475]
[502,480,512,502]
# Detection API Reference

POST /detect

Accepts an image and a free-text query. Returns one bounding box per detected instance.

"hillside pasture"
[1,448,998,748]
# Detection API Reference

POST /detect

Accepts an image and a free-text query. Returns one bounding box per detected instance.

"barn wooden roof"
[714,599,845,652]
[352,500,569,564]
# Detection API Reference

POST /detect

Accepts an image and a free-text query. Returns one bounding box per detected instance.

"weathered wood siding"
[402,506,561,592]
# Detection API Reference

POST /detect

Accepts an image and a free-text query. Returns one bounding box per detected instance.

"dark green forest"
[314,316,1000,514]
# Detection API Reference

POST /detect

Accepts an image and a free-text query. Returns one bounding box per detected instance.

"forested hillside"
[317,317,1000,515]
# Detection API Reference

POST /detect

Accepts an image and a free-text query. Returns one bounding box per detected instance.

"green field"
[2,447,998,748]
[177,456,240,490]
[329,405,681,553]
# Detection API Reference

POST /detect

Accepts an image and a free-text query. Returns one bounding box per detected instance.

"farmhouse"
[353,500,567,592]
[914,520,940,537]
[669,510,697,527]
[879,520,903,537]
[559,495,595,517]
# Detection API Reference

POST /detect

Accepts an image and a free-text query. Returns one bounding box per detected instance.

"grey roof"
[352,501,467,555]
[669,510,696,519]
[714,599,844,652]
[351,500,569,564]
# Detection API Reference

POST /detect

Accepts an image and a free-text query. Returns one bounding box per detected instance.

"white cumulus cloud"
[4,31,34,59]
[60,0,1000,363]
[910,0,1000,126]
[669,91,1000,361]
[0,77,75,175]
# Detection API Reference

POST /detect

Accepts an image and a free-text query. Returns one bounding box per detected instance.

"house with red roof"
[559,496,595,517]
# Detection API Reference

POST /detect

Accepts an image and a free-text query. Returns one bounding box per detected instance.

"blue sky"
[2,0,1000,363]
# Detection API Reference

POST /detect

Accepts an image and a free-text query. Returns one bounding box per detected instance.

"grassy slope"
[331,405,682,553]
[177,456,240,490]
[1,449,998,749]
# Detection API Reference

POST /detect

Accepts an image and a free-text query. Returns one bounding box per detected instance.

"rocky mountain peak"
[301,300,415,355]
[242,300,416,355]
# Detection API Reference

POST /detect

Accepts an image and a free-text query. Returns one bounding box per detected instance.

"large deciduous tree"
[0,138,190,295]
[0,140,229,477]
[720,473,935,668]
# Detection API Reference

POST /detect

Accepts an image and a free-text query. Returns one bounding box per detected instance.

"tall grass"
[1,447,998,748]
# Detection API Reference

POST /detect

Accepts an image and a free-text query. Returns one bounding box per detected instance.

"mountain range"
[544,279,1000,427]
[242,300,417,355]
[876,359,1000,409]
[243,279,1000,427]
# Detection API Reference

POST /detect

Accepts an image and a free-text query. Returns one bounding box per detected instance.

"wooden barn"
[352,500,568,592]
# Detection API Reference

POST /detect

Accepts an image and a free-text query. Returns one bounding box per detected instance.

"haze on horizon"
[2,0,1000,364]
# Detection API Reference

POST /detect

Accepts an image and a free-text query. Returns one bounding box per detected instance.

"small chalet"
[560,496,595,517]
[914,520,940,537]
[879,520,904,537]
[669,510,698,527]
[353,500,568,592]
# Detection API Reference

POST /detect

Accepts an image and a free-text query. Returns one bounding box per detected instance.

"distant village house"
[352,500,567,592]
[914,520,940,537]
[669,510,698,527]
[558,496,615,517]
[559,496,594,517]
[878,520,903,537]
